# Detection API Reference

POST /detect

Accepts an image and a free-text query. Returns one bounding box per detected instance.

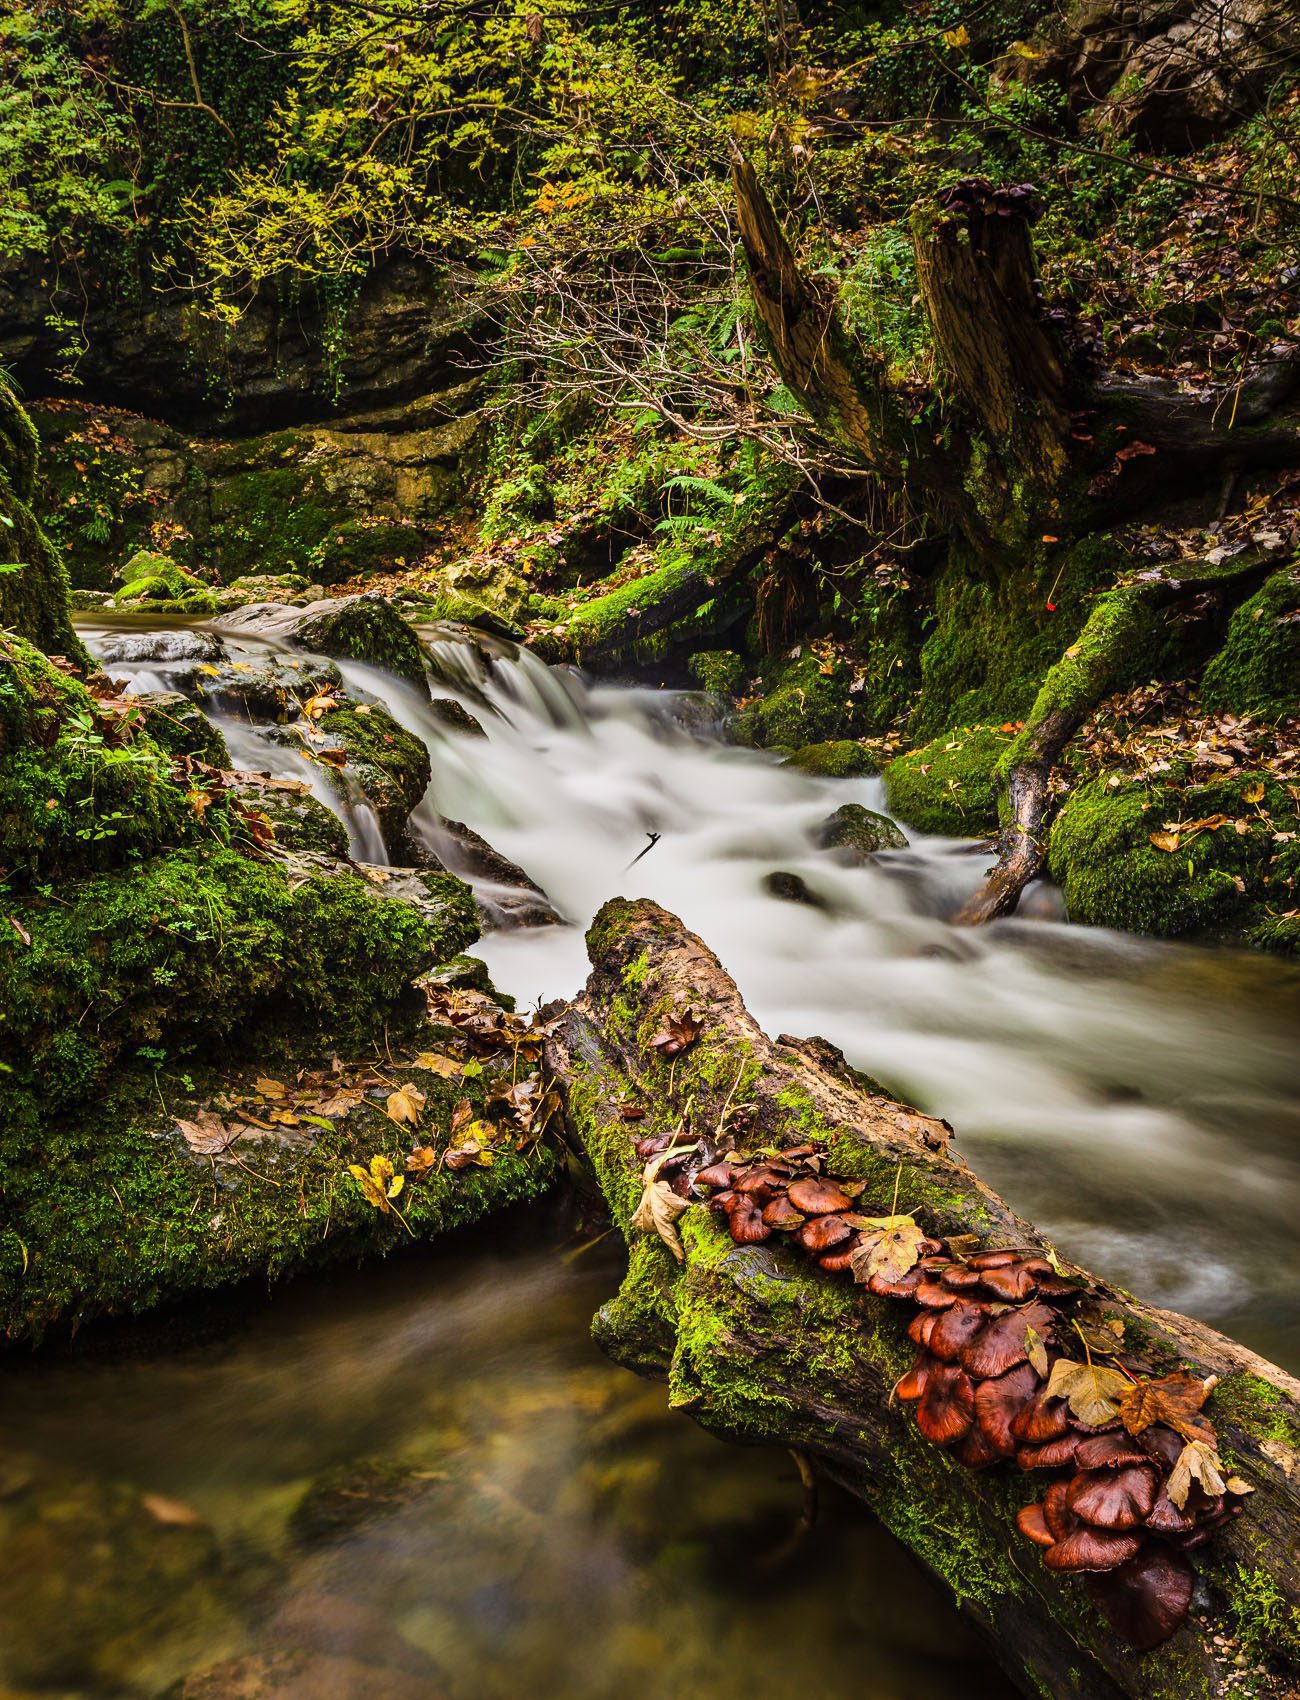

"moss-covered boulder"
[131,691,232,765]
[233,779,350,856]
[1200,565,1300,720]
[1047,770,1299,944]
[288,594,429,688]
[733,650,868,749]
[687,649,746,695]
[0,382,86,661]
[310,703,432,848]
[787,739,876,777]
[113,550,216,614]
[812,803,907,861]
[882,723,1013,836]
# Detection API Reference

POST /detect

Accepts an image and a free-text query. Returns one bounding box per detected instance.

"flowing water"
[17,604,1294,1697]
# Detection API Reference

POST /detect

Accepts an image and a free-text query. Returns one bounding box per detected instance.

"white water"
[79,612,1300,1370]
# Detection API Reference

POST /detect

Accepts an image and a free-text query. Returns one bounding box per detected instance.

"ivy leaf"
[1167,1439,1226,1509]
[1117,1370,1213,1441]
[1044,1357,1131,1426]
[632,1177,690,1262]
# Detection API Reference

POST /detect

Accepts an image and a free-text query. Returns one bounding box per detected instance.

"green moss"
[314,703,432,845]
[292,595,428,686]
[1200,565,1300,720]
[883,723,1013,836]
[1047,771,1298,942]
[787,739,877,777]
[112,550,211,609]
[1227,1564,1300,1662]
[1212,1372,1300,1451]
[0,384,87,662]
[687,649,746,695]
[733,651,869,748]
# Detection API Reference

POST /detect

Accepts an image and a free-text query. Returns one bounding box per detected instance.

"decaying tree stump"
[546,896,1300,1700]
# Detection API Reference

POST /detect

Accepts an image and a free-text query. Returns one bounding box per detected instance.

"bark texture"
[547,896,1300,1700]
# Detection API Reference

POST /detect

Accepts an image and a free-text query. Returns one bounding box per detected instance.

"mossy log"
[546,897,1300,1700]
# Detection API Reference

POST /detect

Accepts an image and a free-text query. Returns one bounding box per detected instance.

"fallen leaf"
[1148,830,1180,852]
[1167,1438,1226,1509]
[850,1218,926,1285]
[386,1083,427,1125]
[6,916,31,946]
[348,1154,405,1212]
[175,1109,241,1157]
[648,1006,703,1057]
[302,691,340,720]
[1025,1324,1050,1379]
[254,1077,286,1099]
[410,1052,462,1077]
[1117,1370,1213,1442]
[1044,1358,1131,1427]
[141,1494,205,1528]
[405,1146,438,1174]
[631,1177,690,1261]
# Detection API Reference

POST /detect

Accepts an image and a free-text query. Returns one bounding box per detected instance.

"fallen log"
[546,896,1300,1700]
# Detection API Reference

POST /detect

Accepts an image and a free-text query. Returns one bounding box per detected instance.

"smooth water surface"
[0,1234,1005,1699]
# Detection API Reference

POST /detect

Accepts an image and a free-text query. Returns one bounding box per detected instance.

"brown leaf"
[1166,1439,1226,1509]
[1148,830,1180,852]
[175,1109,241,1157]
[1117,1371,1213,1442]
[1044,1358,1131,1427]
[649,1006,703,1057]
[405,1146,438,1174]
[385,1083,427,1126]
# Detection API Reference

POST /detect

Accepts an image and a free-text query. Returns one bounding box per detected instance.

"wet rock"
[131,691,232,766]
[812,803,907,862]
[290,1458,441,1548]
[300,703,432,850]
[429,696,485,737]
[267,1592,444,1682]
[70,587,113,608]
[762,870,831,909]
[218,594,428,689]
[232,780,349,857]
[432,819,562,929]
[168,1650,448,1700]
[98,629,227,666]
[0,1475,221,1688]
[422,954,516,1009]
[168,654,344,722]
[787,740,876,778]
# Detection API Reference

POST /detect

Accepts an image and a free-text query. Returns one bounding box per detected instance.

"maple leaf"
[385,1082,427,1125]
[1044,1357,1131,1426]
[175,1109,241,1157]
[254,1077,286,1099]
[410,1051,462,1077]
[631,1177,690,1262]
[348,1156,410,1230]
[648,1006,703,1057]
[1167,1439,1226,1509]
[849,1217,925,1285]
[405,1146,437,1174]
[302,691,340,720]
[1117,1370,1213,1442]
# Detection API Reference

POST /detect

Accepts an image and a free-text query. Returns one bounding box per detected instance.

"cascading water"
[79,610,1300,1371]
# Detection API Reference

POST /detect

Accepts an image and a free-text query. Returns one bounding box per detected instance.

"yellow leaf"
[410,1051,462,1077]
[386,1083,427,1125]
[254,1077,286,1099]
[1148,830,1180,852]
[1243,780,1265,804]
[943,23,970,45]
[302,692,339,720]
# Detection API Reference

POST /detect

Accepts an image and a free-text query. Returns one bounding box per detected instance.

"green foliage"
[1200,565,1300,720]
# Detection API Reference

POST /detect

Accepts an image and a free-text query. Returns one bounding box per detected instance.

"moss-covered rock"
[131,691,232,766]
[288,594,429,688]
[1047,770,1299,944]
[812,802,907,860]
[113,550,216,614]
[232,779,349,856]
[1200,565,1300,719]
[687,649,746,695]
[883,723,1013,836]
[787,739,876,777]
[311,703,432,848]
[733,651,868,748]
[0,382,87,661]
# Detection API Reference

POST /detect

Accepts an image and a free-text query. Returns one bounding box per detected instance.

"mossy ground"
[883,723,1014,836]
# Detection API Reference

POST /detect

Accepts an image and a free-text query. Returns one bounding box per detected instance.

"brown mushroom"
[961,1299,1055,1379]
[968,1249,1018,1270]
[939,1263,983,1290]
[1066,1465,1159,1530]
[762,1194,805,1230]
[1144,1491,1199,1536]
[1074,1433,1152,1472]
[1082,1546,1195,1651]
[1012,1394,1071,1444]
[868,1266,924,1298]
[895,1354,932,1403]
[797,1213,852,1254]
[953,1424,1003,1471]
[912,1279,960,1310]
[732,1166,787,1202]
[927,1298,991,1362]
[785,1176,853,1216]
[695,1162,735,1193]
[635,1134,672,1161]
[726,1198,772,1245]
[818,1234,861,1274]
[908,1310,940,1348]
[978,1262,1039,1302]
[973,1362,1039,1456]
[1016,1433,1083,1470]
[1043,1478,1076,1541]
[915,1362,976,1446]
[1016,1502,1056,1549]
[1042,1524,1145,1574]
[708,1189,738,1212]
[1018,1258,1083,1298]
[1136,1424,1185,1470]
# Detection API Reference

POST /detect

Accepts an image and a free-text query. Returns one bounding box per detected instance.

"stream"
[4,605,1293,1697]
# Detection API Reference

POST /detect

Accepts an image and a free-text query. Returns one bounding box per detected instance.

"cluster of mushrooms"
[638,1133,1243,1654]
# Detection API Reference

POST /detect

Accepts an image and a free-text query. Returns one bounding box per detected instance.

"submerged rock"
[431,818,563,929]
[429,696,485,737]
[762,870,830,909]
[168,1650,448,1700]
[812,803,907,862]
[98,629,227,666]
[290,1459,442,1547]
